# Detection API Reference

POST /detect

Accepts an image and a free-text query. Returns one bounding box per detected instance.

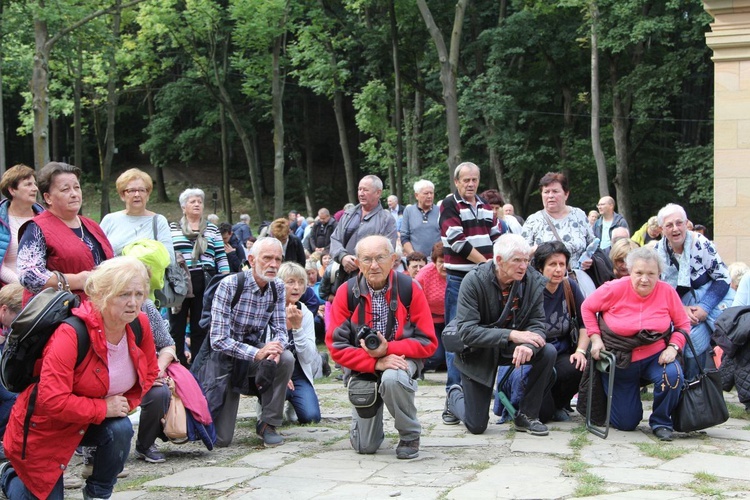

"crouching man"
[326,236,437,459]
[446,234,556,436]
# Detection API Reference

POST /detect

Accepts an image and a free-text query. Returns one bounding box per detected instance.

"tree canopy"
[0,0,714,227]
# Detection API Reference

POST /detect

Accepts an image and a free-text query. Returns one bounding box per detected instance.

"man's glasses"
[359,255,390,266]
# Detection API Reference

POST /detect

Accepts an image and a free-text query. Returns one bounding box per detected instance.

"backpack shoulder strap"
[63,317,90,368]
[152,216,158,239]
[394,272,412,308]
[233,272,246,309]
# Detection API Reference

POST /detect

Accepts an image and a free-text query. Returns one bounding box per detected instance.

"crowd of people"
[0,160,742,499]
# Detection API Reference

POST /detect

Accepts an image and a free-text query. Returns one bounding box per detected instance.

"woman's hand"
[570,351,587,371]
[659,344,678,365]
[105,395,130,418]
[589,335,604,360]
[286,304,303,330]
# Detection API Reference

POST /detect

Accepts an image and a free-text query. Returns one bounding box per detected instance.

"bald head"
[597,196,615,218]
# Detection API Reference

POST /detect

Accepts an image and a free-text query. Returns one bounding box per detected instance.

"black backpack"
[345,272,414,340]
[0,288,144,394]
[198,272,248,331]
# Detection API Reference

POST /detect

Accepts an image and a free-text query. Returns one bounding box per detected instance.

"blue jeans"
[0,384,17,437]
[424,323,446,371]
[2,417,132,499]
[286,361,321,424]
[602,352,684,431]
[444,274,463,390]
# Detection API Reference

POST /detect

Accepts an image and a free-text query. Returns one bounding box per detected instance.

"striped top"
[169,221,229,272]
[439,193,500,275]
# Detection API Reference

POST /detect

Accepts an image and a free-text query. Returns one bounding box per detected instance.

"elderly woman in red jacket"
[0,256,158,499]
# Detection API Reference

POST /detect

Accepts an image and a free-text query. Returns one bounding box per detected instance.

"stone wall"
[704,0,750,263]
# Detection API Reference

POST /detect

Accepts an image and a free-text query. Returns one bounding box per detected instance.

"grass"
[726,403,750,420]
[561,459,588,476]
[635,442,690,460]
[572,472,606,497]
[688,474,724,499]
[115,473,162,491]
[467,461,493,472]
[569,425,590,451]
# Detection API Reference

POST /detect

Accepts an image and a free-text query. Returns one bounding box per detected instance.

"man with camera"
[326,235,437,459]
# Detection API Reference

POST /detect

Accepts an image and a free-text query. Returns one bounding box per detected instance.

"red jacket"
[3,301,158,499]
[326,271,437,374]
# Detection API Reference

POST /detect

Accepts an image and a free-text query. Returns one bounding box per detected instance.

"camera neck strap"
[356,272,398,340]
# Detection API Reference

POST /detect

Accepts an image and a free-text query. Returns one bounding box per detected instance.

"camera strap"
[354,272,399,341]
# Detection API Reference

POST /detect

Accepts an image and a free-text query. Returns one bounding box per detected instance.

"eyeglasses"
[124,188,148,195]
[359,255,390,266]
[663,220,685,230]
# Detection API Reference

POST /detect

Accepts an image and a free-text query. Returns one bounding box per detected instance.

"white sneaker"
[284,401,298,424]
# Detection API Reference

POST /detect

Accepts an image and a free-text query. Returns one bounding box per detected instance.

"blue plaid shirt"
[209,271,287,361]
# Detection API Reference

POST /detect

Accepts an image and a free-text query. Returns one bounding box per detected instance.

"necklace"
[75,216,85,242]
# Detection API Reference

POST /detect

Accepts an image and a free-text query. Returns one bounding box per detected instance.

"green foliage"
[672,144,714,224]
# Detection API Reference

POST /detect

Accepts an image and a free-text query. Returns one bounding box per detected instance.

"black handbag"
[672,333,729,432]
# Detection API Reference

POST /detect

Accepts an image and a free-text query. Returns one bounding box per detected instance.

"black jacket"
[285,234,307,267]
[305,218,337,253]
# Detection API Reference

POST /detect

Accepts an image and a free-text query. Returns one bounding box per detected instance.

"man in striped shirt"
[439,162,501,424]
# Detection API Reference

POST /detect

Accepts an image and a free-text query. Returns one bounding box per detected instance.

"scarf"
[180,216,208,265]
[658,231,693,290]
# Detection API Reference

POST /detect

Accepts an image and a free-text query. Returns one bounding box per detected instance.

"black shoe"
[256,420,284,447]
[514,413,548,436]
[396,438,420,459]
[654,427,673,442]
[442,385,462,425]
[321,353,332,377]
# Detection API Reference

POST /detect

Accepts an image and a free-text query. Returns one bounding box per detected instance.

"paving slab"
[659,451,750,480]
[594,467,694,486]
[268,455,390,482]
[581,443,661,468]
[111,491,148,500]
[445,457,576,499]
[315,483,444,499]
[575,490,701,499]
[510,432,574,456]
[236,443,306,469]
[420,436,495,448]
[367,456,476,488]
[703,427,750,442]
[143,466,261,490]
[229,475,336,499]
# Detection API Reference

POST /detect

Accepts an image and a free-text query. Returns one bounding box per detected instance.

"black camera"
[356,326,381,350]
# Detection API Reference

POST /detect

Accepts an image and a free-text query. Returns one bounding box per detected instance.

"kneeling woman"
[582,247,689,441]
[278,262,322,424]
[1,256,158,499]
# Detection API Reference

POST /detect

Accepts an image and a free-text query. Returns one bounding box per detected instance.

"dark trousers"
[449,343,556,434]
[170,269,208,366]
[1,417,133,499]
[138,383,172,450]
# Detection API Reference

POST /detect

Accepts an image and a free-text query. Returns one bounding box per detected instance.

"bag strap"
[542,212,564,243]
[676,327,703,376]
[152,216,158,239]
[562,278,576,320]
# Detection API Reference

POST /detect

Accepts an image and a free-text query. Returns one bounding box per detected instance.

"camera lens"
[364,335,380,350]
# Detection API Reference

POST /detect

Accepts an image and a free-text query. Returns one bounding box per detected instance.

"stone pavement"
[107,372,750,499]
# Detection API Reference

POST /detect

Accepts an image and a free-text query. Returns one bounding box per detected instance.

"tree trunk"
[303,93,315,215]
[416,0,469,184]
[219,103,231,223]
[389,0,403,202]
[99,0,122,219]
[590,1,608,197]
[333,90,356,203]
[33,12,51,170]
[145,88,168,202]
[610,60,632,226]
[272,32,285,219]
[73,43,83,168]
[410,90,423,177]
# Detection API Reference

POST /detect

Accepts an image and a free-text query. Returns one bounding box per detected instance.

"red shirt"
[415,262,446,324]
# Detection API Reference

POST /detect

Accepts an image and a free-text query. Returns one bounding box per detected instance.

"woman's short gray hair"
[625,246,665,275]
[278,261,307,283]
[657,203,687,227]
[178,188,205,209]
[413,179,434,194]
[493,233,531,261]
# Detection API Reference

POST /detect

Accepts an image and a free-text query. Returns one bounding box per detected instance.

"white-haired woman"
[582,247,690,441]
[0,257,158,499]
[278,262,322,423]
[170,188,229,365]
[655,203,732,381]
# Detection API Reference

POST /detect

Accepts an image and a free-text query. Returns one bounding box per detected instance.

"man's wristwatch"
[668,343,680,352]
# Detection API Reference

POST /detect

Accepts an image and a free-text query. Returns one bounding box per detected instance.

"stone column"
[703,1,750,264]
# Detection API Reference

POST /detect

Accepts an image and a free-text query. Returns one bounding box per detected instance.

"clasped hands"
[508,330,545,368]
